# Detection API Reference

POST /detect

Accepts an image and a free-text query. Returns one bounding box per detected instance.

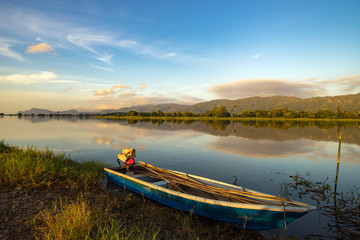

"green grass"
[0,140,104,190]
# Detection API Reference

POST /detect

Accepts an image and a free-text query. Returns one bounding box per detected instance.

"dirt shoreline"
[0,187,75,240]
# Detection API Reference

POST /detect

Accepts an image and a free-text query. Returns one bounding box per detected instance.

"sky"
[0,0,360,113]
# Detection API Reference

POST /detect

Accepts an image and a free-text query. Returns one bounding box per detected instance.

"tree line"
[122,106,360,119]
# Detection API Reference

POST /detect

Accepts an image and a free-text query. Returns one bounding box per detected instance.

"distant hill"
[18,108,55,115]
[115,93,360,114]
[18,108,80,115]
[16,93,360,115]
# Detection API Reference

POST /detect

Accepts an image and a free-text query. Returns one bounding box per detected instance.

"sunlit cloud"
[321,75,360,91]
[90,63,113,72]
[316,75,360,95]
[94,88,115,96]
[208,79,320,99]
[119,92,137,98]
[26,43,54,53]
[304,77,320,81]
[0,39,24,61]
[137,83,148,90]
[0,71,57,84]
[113,84,132,90]
[179,95,204,104]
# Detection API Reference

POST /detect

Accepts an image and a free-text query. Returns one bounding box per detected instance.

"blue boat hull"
[105,169,312,230]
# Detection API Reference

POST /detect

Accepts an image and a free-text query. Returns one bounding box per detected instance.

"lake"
[1,116,359,238]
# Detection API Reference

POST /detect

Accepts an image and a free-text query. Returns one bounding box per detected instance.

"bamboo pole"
[138,161,310,206]
[334,132,342,208]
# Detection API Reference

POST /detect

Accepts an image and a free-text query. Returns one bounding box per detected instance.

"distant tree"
[0,113,4,116]
[184,111,196,117]
[127,111,138,116]
[176,112,183,117]
[17,113,22,117]
[336,107,344,119]
[211,106,230,117]
[157,110,164,117]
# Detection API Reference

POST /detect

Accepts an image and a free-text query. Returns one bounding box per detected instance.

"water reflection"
[108,118,360,146]
[208,137,318,158]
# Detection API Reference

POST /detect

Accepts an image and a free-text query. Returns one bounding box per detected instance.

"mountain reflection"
[106,118,360,146]
[94,118,360,164]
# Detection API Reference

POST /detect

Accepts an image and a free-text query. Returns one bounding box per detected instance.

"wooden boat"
[104,162,315,230]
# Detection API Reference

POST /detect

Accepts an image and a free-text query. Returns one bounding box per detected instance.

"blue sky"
[0,0,359,113]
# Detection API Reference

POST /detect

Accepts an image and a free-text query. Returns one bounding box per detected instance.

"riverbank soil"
[0,187,63,240]
[0,185,265,240]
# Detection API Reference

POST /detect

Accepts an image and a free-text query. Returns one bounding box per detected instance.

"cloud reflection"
[208,136,317,159]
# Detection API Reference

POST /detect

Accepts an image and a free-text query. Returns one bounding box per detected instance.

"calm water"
[1,116,359,238]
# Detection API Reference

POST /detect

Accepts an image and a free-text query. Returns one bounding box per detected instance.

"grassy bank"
[0,140,104,191]
[0,141,264,240]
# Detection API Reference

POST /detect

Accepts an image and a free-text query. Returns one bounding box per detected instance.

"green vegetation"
[0,141,263,240]
[101,106,360,120]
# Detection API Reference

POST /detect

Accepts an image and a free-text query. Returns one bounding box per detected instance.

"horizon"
[1,0,360,113]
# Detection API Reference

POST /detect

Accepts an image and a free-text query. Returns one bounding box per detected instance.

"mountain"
[114,93,360,114]
[18,108,80,115]
[18,108,55,115]
[15,93,360,115]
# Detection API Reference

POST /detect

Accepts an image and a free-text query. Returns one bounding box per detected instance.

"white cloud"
[90,63,114,72]
[67,33,136,64]
[0,39,24,61]
[0,71,57,84]
[251,53,261,59]
[97,54,114,64]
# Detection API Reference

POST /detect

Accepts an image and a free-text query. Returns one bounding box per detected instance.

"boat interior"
[110,165,235,201]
